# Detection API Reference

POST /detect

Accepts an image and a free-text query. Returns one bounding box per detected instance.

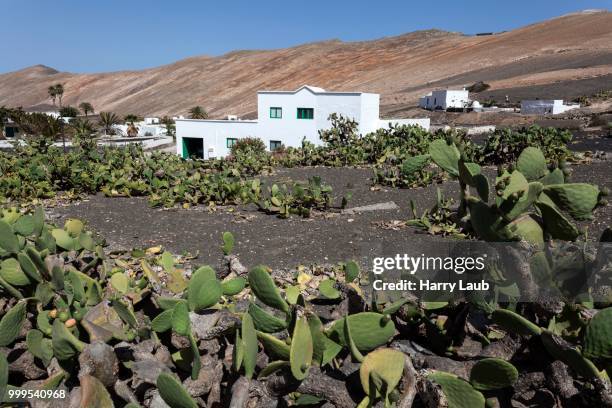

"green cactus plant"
[248,302,288,333]
[429,139,460,177]
[541,330,601,379]
[222,231,235,255]
[221,277,246,296]
[327,312,396,352]
[156,372,198,408]
[187,265,222,311]
[428,371,485,408]
[290,316,313,380]
[257,331,290,360]
[248,265,289,314]
[469,358,518,390]
[26,329,53,366]
[359,348,405,401]
[0,220,20,254]
[0,301,27,346]
[583,307,612,361]
[516,147,548,181]
[492,309,542,336]
[241,312,258,379]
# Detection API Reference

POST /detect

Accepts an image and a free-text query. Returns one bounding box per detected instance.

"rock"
[190,310,221,340]
[78,341,119,387]
[342,201,399,214]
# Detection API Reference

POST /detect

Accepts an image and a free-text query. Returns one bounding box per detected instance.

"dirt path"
[48,160,611,271]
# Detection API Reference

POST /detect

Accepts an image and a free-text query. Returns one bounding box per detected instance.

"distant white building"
[114,121,167,137]
[175,85,430,160]
[144,117,160,125]
[520,100,579,115]
[419,90,470,111]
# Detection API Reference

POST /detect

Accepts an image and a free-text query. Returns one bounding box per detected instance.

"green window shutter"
[270,107,282,119]
[297,108,313,119]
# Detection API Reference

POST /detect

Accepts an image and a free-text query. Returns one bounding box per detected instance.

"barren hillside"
[0,10,611,118]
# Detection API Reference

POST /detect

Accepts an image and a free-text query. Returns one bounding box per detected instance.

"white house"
[520,100,579,115]
[144,117,160,125]
[176,85,430,159]
[419,90,470,111]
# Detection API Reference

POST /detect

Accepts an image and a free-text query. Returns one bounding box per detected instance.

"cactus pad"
[492,309,542,336]
[328,312,396,351]
[359,348,405,398]
[429,139,460,177]
[543,183,600,220]
[470,358,518,390]
[290,317,313,380]
[583,307,612,361]
[517,147,548,181]
[428,371,485,408]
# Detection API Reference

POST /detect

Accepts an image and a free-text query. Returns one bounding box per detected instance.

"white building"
[144,117,160,125]
[419,90,470,111]
[520,100,579,115]
[114,121,167,137]
[176,85,430,159]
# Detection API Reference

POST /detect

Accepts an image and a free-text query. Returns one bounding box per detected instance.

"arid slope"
[0,10,610,117]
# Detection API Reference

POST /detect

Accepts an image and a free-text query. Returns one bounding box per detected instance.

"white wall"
[420,90,469,110]
[176,119,258,159]
[521,100,579,115]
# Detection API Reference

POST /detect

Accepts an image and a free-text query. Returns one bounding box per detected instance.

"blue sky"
[1,0,610,74]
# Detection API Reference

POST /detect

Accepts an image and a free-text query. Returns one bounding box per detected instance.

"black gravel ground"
[49,157,611,271]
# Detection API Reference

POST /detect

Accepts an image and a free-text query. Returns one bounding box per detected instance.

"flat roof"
[258,84,375,96]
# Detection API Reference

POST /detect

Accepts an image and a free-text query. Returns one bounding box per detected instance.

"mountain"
[0,10,611,118]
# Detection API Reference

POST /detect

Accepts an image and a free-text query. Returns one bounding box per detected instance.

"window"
[270,107,282,119]
[226,138,238,148]
[270,140,282,151]
[297,107,314,119]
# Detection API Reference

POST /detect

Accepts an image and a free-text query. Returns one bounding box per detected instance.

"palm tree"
[55,84,64,107]
[47,84,65,107]
[48,86,58,106]
[70,118,97,152]
[98,111,121,136]
[189,106,208,119]
[70,118,95,137]
[124,114,139,124]
[79,102,94,116]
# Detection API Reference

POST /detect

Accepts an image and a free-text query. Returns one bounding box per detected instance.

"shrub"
[230,137,266,155]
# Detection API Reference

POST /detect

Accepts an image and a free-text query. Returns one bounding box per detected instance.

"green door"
[182,137,204,159]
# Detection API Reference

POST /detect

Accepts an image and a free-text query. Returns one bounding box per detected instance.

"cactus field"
[1,123,611,407]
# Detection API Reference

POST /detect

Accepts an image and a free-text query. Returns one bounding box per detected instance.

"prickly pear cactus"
[429,139,460,177]
[492,309,542,336]
[583,307,612,361]
[469,358,518,390]
[428,371,485,408]
[290,316,313,380]
[248,265,289,313]
[543,183,601,220]
[359,348,405,398]
[516,147,548,181]
[327,312,396,351]
[156,372,198,408]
